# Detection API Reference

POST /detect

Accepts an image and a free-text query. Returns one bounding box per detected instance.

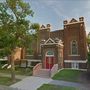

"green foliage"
[87,36,90,52]
[87,37,90,44]
[37,84,78,90]
[52,69,83,82]
[30,23,40,31]
[0,76,20,86]
[88,52,90,64]
[0,0,39,82]
[0,0,39,57]
[0,67,32,76]
[27,48,33,54]
[30,23,40,39]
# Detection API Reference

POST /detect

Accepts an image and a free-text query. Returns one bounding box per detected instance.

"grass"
[0,76,20,86]
[0,67,33,76]
[52,69,84,82]
[37,84,79,90]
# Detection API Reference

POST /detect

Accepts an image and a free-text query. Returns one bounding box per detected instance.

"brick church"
[31,17,87,70]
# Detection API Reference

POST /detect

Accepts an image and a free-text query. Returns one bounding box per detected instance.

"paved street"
[10,76,89,90]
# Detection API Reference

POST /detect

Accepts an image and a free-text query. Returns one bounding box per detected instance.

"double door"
[45,56,55,69]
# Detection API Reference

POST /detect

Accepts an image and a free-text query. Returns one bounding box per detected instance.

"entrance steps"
[34,69,50,78]
[33,63,58,78]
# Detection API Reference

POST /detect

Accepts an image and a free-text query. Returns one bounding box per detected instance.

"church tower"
[63,17,87,69]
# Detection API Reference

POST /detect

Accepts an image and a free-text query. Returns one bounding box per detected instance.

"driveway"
[10,76,88,90]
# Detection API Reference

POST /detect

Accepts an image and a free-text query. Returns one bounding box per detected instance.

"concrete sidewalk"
[10,76,88,90]
[10,76,52,90]
[49,80,90,90]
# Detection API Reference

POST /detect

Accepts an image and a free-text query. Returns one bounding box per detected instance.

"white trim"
[63,68,87,71]
[64,21,84,25]
[68,55,80,56]
[26,55,33,56]
[46,55,54,57]
[26,55,41,56]
[58,68,87,72]
[27,60,41,62]
[64,60,87,63]
[45,38,55,44]
[0,59,7,61]
[41,43,63,46]
[41,43,56,45]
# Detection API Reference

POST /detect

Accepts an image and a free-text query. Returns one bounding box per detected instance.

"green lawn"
[0,76,20,86]
[0,67,32,76]
[52,69,84,82]
[37,84,79,90]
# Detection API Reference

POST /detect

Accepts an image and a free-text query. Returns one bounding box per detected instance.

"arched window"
[46,50,54,56]
[71,40,78,55]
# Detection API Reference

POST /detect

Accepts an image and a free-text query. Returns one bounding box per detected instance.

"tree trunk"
[11,53,16,82]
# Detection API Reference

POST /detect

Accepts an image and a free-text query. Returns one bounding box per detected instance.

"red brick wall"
[63,22,87,61]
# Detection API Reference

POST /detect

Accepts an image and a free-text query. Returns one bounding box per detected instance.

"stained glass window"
[47,51,54,55]
[71,40,78,55]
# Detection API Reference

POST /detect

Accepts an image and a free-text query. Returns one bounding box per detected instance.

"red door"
[45,57,55,69]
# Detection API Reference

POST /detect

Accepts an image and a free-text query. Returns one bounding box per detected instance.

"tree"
[0,0,36,82]
[87,36,90,52]
[87,34,90,75]
[30,23,40,58]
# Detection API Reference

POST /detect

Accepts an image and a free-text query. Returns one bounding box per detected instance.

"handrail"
[33,63,42,76]
[51,64,58,77]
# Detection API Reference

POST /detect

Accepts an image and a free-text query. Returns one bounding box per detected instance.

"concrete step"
[34,69,51,78]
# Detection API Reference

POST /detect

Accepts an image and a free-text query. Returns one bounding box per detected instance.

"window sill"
[68,55,80,56]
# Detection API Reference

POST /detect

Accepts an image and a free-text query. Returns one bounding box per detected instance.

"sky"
[0,0,90,34]
[25,0,90,34]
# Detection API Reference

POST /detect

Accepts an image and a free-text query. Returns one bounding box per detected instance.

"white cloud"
[29,0,90,33]
[39,0,69,19]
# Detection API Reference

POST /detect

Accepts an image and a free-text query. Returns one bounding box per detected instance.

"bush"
[88,52,90,64]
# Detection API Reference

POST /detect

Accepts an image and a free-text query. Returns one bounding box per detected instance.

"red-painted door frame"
[45,56,55,69]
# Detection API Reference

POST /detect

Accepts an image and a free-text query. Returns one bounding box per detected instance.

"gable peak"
[69,18,78,23]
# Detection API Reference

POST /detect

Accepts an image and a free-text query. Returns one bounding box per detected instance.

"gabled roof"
[69,18,78,23]
[45,38,55,44]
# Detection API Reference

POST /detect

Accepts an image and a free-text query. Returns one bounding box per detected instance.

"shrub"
[88,52,90,64]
